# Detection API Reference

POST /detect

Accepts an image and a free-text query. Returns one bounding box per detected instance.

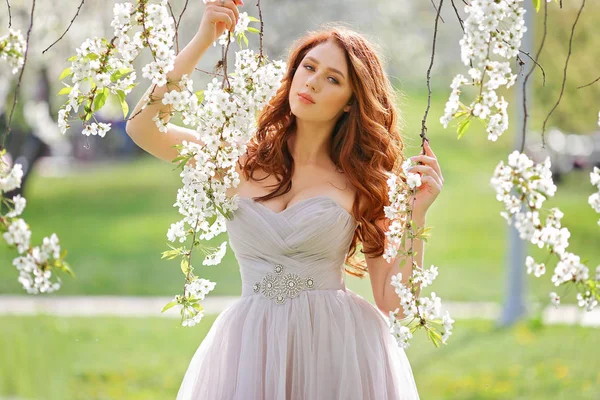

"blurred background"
[1,1,599,399]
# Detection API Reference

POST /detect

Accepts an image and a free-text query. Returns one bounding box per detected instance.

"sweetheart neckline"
[238,195,355,221]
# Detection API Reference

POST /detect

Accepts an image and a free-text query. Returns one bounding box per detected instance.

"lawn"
[0,314,598,400]
[1,89,599,306]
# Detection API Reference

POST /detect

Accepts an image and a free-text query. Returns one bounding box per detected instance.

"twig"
[541,0,586,146]
[257,0,264,63]
[520,0,548,153]
[420,0,444,152]
[5,0,11,28]
[577,75,600,89]
[42,0,85,54]
[450,0,464,32]
[429,0,445,24]
[177,0,189,50]
[195,67,222,77]
[167,1,179,53]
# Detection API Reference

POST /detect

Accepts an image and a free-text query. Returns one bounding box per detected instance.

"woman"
[126,0,443,398]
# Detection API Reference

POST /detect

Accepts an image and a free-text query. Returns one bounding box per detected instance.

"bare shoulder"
[225,151,251,198]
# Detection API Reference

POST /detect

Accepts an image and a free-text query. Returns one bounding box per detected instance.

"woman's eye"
[303,64,338,84]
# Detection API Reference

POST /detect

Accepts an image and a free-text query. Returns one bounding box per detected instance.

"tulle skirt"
[176,288,420,400]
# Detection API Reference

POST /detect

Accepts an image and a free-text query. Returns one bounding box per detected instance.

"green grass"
[1,90,599,305]
[0,315,598,400]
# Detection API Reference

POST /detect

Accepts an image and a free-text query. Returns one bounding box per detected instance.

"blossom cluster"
[588,167,600,226]
[384,159,453,348]
[1,155,66,294]
[57,0,176,138]
[440,0,525,141]
[382,159,422,262]
[491,151,599,311]
[0,29,26,74]
[161,47,285,326]
[388,267,454,349]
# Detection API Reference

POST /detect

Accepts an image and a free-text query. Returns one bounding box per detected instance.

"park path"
[0,295,599,327]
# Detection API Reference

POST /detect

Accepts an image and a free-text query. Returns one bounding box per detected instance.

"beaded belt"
[252,263,316,304]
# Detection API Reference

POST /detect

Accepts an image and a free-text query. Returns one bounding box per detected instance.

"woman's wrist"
[411,211,427,227]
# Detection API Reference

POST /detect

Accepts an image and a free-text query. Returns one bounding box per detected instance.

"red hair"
[240,24,406,278]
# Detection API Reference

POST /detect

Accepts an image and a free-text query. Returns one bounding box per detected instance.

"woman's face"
[289,40,354,123]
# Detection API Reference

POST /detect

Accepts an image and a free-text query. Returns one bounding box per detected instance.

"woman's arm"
[366,215,426,317]
[125,0,242,163]
[366,140,443,317]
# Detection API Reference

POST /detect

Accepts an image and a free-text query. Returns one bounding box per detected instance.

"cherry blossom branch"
[1,0,35,153]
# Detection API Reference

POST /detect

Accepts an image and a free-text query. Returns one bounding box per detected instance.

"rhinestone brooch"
[253,264,315,304]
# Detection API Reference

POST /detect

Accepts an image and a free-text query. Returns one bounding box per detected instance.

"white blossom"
[0,29,27,74]
[6,194,26,218]
[549,292,560,308]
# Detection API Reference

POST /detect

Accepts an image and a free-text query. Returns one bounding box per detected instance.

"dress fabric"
[176,195,420,400]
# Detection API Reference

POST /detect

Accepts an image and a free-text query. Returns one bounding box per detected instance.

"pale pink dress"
[176,196,420,399]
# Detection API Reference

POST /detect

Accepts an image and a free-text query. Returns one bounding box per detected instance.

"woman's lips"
[298,93,315,104]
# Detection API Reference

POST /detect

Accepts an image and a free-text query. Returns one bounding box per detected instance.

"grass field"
[0,314,598,400]
[1,90,599,306]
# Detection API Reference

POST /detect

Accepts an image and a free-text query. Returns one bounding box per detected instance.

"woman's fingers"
[410,155,443,183]
[211,10,235,31]
[420,175,442,193]
[408,165,443,187]
[208,0,240,26]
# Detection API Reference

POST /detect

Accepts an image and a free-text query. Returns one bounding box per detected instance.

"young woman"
[126,1,443,398]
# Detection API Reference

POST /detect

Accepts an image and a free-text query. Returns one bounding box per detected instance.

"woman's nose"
[305,78,317,91]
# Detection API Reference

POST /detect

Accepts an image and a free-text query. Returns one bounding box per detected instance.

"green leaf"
[532,0,541,12]
[453,110,469,119]
[195,90,205,103]
[248,16,259,22]
[92,88,109,112]
[111,67,132,83]
[247,27,260,34]
[59,67,72,81]
[57,86,72,96]
[60,261,75,277]
[181,258,190,275]
[67,55,77,62]
[243,34,248,47]
[116,90,129,118]
[457,117,471,140]
[161,301,178,313]
[161,248,182,260]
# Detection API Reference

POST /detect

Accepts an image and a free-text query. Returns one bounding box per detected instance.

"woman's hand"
[407,140,444,219]
[197,0,244,46]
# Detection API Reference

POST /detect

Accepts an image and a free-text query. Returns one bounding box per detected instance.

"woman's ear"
[344,100,353,113]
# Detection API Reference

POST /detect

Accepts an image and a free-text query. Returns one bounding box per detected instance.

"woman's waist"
[239,261,346,303]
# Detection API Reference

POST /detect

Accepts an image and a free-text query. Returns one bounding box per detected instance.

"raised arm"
[125,0,242,163]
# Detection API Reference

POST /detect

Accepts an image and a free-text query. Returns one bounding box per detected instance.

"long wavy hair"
[240,24,406,278]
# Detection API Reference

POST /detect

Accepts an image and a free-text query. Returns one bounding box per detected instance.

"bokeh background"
[1,1,599,399]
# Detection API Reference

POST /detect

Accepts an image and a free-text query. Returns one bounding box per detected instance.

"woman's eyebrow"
[304,56,345,79]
